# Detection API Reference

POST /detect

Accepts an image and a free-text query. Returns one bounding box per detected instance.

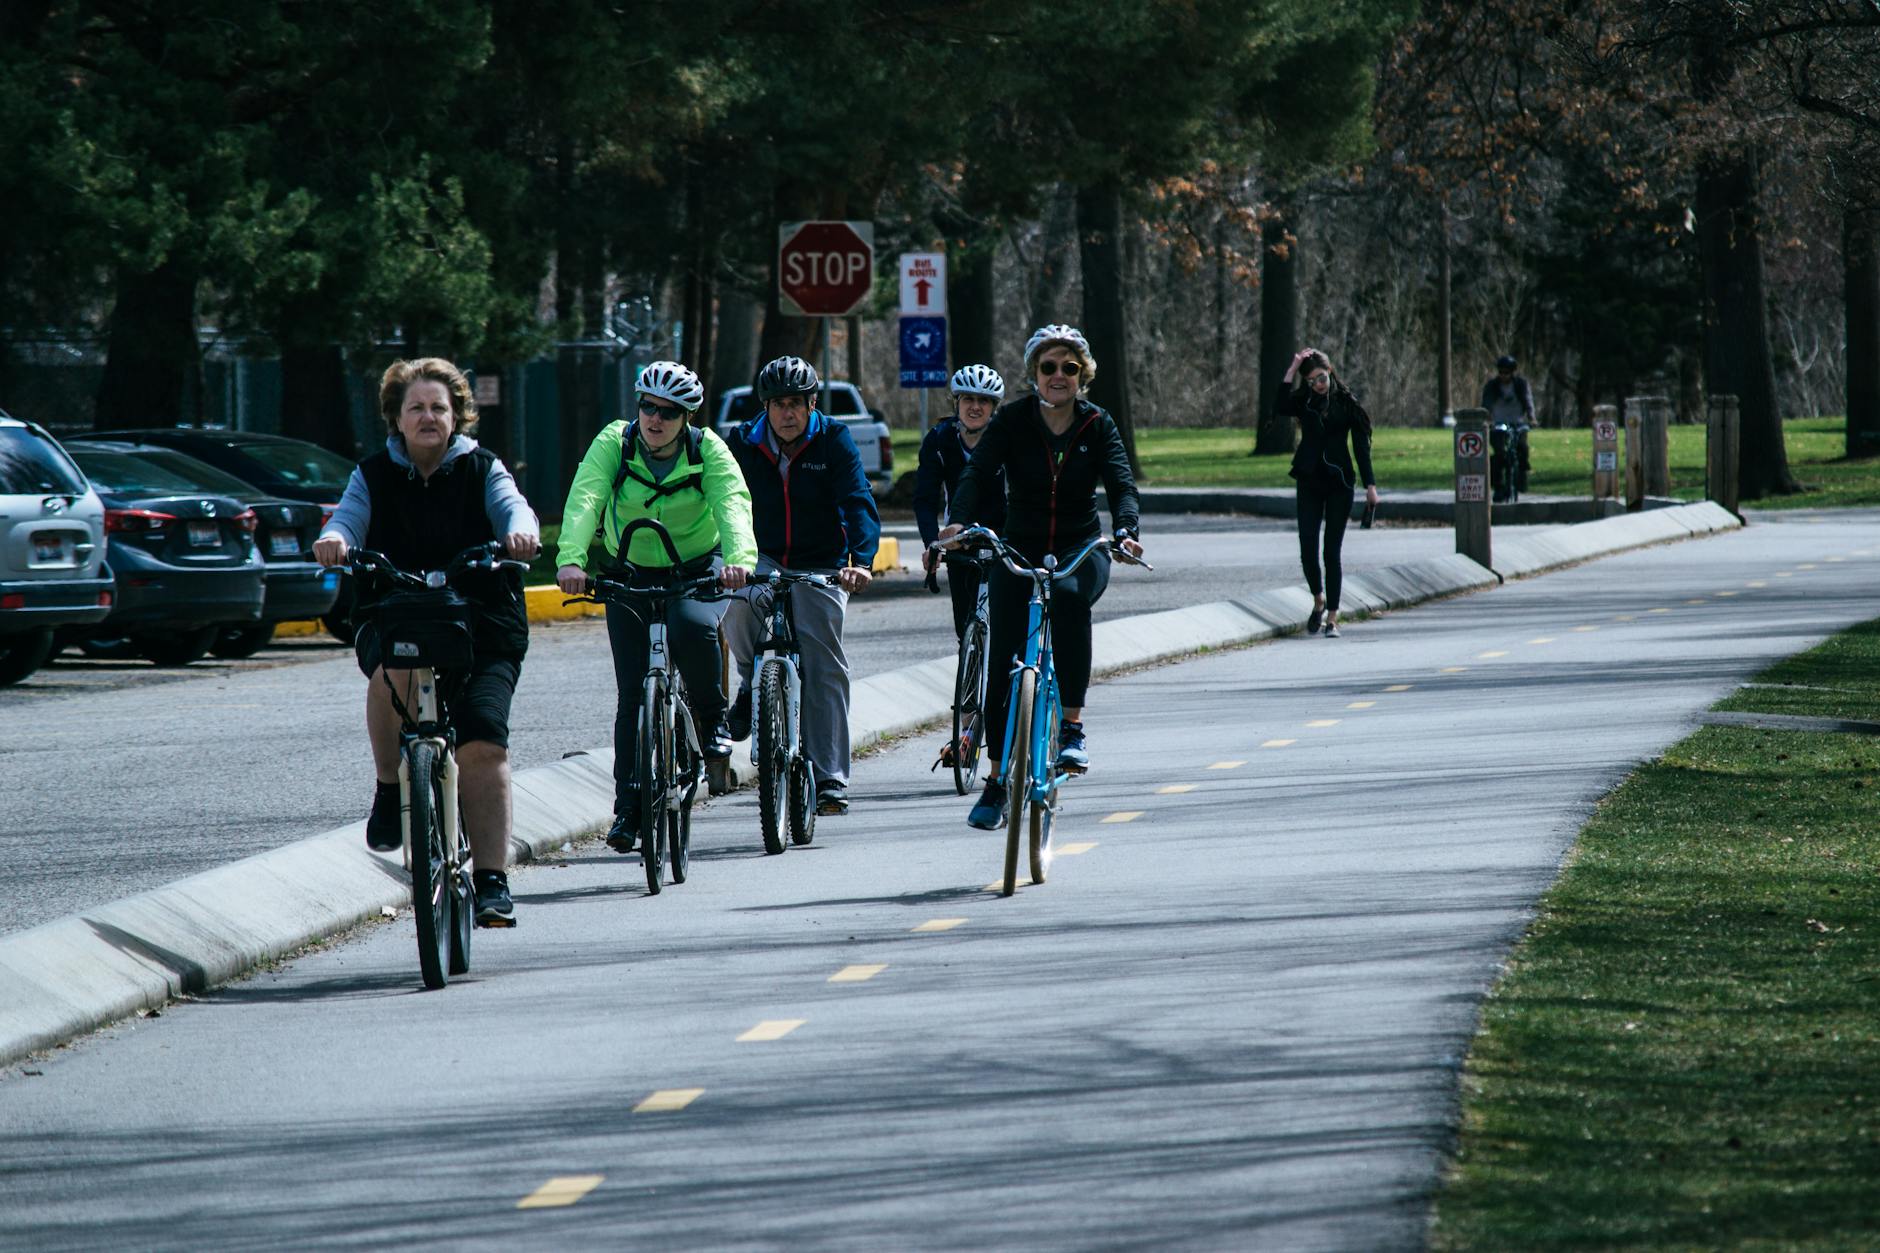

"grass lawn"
[1429,621,1880,1249]
[892,417,1873,508]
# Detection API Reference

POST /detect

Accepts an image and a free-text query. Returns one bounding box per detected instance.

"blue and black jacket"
[728,409,881,570]
[912,416,1006,547]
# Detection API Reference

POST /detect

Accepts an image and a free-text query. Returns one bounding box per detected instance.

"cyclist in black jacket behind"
[914,362,1008,639]
[941,324,1142,831]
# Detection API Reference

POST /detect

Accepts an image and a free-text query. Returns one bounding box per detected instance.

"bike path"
[1,514,1874,1250]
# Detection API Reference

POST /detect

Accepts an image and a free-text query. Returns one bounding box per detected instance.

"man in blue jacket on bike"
[722,355,880,815]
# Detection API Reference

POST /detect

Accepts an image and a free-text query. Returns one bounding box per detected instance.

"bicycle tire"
[952,621,987,796]
[1030,713,1058,885]
[639,687,666,894]
[756,659,788,855]
[1002,669,1035,897]
[670,705,697,883]
[448,864,473,975]
[408,741,451,989]
[788,756,816,846]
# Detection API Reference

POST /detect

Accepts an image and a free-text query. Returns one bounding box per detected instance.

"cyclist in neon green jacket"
[557,361,757,850]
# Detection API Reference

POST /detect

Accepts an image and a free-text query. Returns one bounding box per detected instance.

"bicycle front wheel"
[639,686,667,894]
[1030,714,1058,886]
[669,704,697,883]
[756,660,788,855]
[1002,669,1035,897]
[407,741,451,989]
[952,621,987,796]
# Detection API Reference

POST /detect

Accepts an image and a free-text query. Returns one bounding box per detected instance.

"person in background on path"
[940,324,1142,831]
[721,355,880,817]
[314,357,539,927]
[555,360,755,854]
[1481,353,1534,501]
[1279,347,1376,639]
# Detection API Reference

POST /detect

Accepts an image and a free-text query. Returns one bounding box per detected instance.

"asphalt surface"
[2,516,1478,937]
[1,512,1873,1250]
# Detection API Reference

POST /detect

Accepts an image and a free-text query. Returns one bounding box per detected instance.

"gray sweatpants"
[721,558,852,787]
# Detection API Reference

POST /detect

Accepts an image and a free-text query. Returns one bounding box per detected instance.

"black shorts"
[354,624,522,749]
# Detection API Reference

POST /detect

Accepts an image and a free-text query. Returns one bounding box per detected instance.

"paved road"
[1,517,1481,937]
[2,513,1873,1250]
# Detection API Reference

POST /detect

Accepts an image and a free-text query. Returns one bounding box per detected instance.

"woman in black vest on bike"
[314,358,540,926]
[1279,347,1377,638]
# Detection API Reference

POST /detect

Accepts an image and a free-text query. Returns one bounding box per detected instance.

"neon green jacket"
[557,421,758,570]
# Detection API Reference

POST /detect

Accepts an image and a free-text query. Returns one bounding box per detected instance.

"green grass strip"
[1716,619,1880,723]
[1431,623,1880,1250]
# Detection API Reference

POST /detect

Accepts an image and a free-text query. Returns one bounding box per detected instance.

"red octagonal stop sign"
[777,220,876,317]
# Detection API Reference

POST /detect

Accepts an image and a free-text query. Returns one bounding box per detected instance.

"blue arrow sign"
[899,316,948,389]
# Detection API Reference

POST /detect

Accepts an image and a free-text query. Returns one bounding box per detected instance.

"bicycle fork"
[395,665,459,872]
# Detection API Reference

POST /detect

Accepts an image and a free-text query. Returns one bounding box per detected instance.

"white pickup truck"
[713,381,894,491]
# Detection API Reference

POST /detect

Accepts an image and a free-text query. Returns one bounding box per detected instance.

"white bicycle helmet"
[637,360,706,413]
[949,363,1005,401]
[1022,323,1093,376]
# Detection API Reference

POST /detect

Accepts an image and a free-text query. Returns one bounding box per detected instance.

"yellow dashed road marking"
[1798,563,1818,570]
[1649,608,1671,614]
[1383,684,1413,692]
[1347,700,1377,709]
[1574,625,1599,632]
[1157,784,1197,794]
[1208,760,1245,770]
[1827,557,1846,563]
[1057,842,1098,855]
[737,1019,806,1042]
[1477,650,1508,659]
[1746,581,1767,588]
[518,1176,605,1209]
[1260,739,1296,748]
[912,918,967,933]
[1715,591,1737,597]
[829,965,886,983]
[1102,811,1144,824]
[1776,572,1793,578]
[1685,599,1706,605]
[634,1089,704,1113]
[1305,719,1341,728]
[1440,666,1468,673]
[1528,638,1555,645]
[1614,614,1636,621]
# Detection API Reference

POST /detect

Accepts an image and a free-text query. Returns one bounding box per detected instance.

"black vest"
[356,447,528,658]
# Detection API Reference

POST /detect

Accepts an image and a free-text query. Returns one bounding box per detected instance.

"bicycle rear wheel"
[639,687,667,894]
[756,660,788,855]
[952,621,987,796]
[1002,670,1035,897]
[407,741,451,989]
[788,756,816,846]
[1030,714,1058,886]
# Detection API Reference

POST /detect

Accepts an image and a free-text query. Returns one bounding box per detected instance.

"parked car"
[56,445,266,666]
[0,412,115,685]
[90,428,359,641]
[714,381,895,489]
[65,439,338,658]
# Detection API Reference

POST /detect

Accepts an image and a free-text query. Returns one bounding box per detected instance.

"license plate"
[32,532,64,562]
[188,521,219,547]
[269,531,301,557]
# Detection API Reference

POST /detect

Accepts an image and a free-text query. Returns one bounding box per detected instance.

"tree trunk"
[757,181,823,368]
[1253,198,1298,455]
[1076,180,1141,480]
[680,167,704,370]
[714,288,761,416]
[1694,149,1797,497]
[948,234,998,372]
[1846,207,1880,458]
[279,342,356,457]
[1029,183,1079,327]
[1437,206,1453,422]
[95,260,200,430]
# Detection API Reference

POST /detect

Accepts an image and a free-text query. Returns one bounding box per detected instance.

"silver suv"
[0,412,114,685]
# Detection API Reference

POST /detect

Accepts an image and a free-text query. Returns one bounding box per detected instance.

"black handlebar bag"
[374,587,476,670]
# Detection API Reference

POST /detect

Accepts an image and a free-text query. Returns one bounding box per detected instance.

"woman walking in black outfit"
[1279,348,1377,638]
[940,324,1142,830]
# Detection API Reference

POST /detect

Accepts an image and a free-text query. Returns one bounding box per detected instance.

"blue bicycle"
[936,526,1150,896]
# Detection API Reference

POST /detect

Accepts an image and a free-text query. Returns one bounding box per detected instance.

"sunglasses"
[1305,372,1330,385]
[1036,359,1083,377]
[638,398,686,420]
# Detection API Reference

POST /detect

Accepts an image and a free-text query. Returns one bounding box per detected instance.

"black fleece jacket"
[1279,383,1376,490]
[948,394,1140,563]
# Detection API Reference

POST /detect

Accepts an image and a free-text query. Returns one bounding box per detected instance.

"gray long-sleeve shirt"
[318,435,537,549]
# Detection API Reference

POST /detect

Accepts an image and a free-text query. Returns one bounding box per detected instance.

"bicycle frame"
[392,668,459,874]
[996,540,1105,810]
[750,582,805,768]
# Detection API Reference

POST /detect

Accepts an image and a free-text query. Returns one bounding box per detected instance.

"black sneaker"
[726,686,752,741]
[1055,721,1089,772]
[473,870,515,927]
[816,780,849,815]
[366,781,402,852]
[701,717,734,760]
[605,809,638,854]
[967,779,1008,830]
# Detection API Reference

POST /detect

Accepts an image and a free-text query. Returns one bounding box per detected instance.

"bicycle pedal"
[1060,762,1088,777]
[475,916,516,929]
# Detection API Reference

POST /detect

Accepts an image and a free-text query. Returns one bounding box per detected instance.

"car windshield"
[0,426,89,495]
[68,449,202,496]
[820,387,863,416]
[235,439,355,495]
[133,449,260,496]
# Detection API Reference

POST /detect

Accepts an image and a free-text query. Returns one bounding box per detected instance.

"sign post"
[899,252,949,431]
[1454,408,1491,569]
[1591,405,1620,500]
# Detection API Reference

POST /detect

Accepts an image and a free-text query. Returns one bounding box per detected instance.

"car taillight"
[235,508,258,534]
[1,593,23,610]
[98,590,113,607]
[105,508,177,533]
[879,434,893,472]
[319,504,338,528]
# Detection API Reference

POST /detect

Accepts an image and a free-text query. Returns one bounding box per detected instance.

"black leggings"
[1297,476,1355,612]
[605,592,727,811]
[984,549,1110,766]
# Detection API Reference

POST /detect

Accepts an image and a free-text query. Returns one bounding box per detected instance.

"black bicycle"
[569,518,728,894]
[934,546,995,796]
[352,541,527,989]
[743,570,835,855]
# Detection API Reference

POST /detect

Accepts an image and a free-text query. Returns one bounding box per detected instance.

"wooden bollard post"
[1592,403,1620,500]
[1623,397,1647,511]
[1454,408,1491,568]
[1707,393,1740,515]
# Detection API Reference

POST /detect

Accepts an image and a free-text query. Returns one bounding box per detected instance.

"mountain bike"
[743,569,835,855]
[353,541,528,989]
[939,526,1151,897]
[935,547,994,796]
[569,518,727,895]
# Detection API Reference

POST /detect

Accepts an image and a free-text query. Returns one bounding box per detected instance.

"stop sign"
[777,220,876,317]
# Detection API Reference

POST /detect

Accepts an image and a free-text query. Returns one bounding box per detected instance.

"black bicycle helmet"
[1496,354,1518,371]
[756,355,820,402]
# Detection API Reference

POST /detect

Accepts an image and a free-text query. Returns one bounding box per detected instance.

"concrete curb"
[0,503,1740,1067]
[1138,485,1688,527]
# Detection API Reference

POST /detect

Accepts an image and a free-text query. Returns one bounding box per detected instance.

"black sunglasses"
[638,398,686,420]
[1037,359,1083,377]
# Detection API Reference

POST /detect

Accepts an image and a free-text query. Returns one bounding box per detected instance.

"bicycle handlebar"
[932,526,1153,579]
[349,541,527,587]
[574,567,729,607]
[744,570,836,589]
